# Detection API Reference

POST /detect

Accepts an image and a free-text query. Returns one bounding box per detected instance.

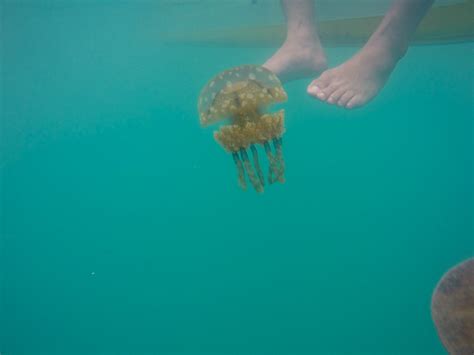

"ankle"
[286,29,320,47]
[283,35,325,61]
[360,37,406,74]
[366,33,408,63]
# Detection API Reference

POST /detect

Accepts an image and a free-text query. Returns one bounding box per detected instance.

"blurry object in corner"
[431,258,474,355]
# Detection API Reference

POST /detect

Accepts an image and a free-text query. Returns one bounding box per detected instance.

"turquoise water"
[1,2,473,354]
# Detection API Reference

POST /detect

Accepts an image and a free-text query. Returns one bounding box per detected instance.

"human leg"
[308,0,434,109]
[263,0,327,83]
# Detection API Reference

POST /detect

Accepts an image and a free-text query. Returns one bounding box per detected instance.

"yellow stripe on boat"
[162,0,474,46]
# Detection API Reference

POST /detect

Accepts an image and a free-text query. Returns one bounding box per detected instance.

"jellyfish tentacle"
[273,137,286,183]
[240,148,263,193]
[250,144,265,188]
[263,141,279,185]
[232,152,247,190]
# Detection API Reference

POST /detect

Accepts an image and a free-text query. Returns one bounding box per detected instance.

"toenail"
[317,92,325,98]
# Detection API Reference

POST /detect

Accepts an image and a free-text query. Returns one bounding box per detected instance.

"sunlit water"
[1,1,473,354]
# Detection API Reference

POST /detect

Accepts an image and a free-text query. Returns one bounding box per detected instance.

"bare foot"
[307,42,399,109]
[263,39,327,83]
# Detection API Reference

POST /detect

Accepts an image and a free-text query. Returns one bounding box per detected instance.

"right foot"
[263,39,327,83]
[307,40,402,109]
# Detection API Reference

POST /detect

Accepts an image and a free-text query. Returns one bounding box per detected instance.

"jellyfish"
[198,65,288,193]
[431,258,474,355]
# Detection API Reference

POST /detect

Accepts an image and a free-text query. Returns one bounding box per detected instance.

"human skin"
[264,0,435,109]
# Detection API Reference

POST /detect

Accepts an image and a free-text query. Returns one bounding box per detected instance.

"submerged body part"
[198,65,288,193]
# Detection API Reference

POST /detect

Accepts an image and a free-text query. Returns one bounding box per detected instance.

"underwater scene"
[1,0,473,354]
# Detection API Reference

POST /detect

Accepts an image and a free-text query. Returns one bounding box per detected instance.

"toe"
[307,77,329,99]
[327,87,347,104]
[318,83,340,101]
[307,80,330,100]
[311,77,330,90]
[307,83,324,99]
[346,95,364,109]
[318,70,333,82]
[337,90,354,107]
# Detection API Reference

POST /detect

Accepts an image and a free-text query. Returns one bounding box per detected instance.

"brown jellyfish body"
[431,258,474,355]
[198,65,288,193]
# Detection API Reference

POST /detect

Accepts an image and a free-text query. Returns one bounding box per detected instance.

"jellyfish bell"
[198,65,287,127]
[198,64,288,193]
[431,258,474,355]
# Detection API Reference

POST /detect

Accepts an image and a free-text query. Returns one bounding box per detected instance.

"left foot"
[307,42,400,109]
[263,38,327,83]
